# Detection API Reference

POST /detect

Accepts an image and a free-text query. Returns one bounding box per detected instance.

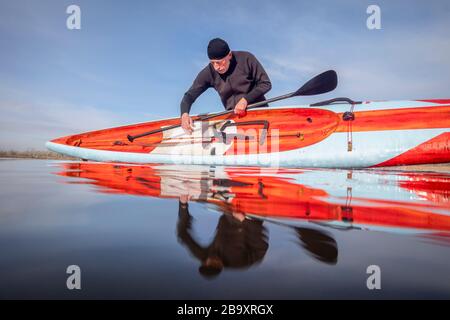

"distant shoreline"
[0,150,78,160]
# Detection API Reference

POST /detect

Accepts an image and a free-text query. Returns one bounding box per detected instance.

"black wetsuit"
[180,51,272,115]
[177,202,269,269]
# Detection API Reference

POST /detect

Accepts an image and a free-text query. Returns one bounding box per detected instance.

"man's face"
[210,52,232,74]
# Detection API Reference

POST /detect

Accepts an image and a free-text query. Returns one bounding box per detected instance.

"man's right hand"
[181,113,194,135]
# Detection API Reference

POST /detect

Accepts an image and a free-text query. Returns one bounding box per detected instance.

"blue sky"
[1,0,449,150]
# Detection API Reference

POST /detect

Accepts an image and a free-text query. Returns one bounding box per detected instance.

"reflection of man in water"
[177,200,269,279]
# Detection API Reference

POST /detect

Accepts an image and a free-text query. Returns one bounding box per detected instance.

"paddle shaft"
[199,92,296,121]
[127,92,296,142]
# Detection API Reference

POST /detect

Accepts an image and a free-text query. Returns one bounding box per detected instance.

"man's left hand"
[234,97,248,117]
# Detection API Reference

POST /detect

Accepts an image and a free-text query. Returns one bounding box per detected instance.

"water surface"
[1,159,450,299]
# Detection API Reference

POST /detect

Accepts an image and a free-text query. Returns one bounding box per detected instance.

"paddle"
[295,227,338,265]
[126,70,338,142]
[248,215,338,265]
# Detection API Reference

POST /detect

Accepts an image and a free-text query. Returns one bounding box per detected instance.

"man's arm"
[180,67,212,115]
[243,53,272,104]
[177,202,208,261]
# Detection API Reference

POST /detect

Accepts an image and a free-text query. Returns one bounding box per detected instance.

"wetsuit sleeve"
[244,219,269,264]
[180,67,213,115]
[177,202,208,261]
[243,53,272,104]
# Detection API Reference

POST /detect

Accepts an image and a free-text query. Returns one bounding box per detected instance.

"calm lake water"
[1,159,450,299]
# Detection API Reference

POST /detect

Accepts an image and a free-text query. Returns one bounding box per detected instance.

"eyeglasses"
[210,57,229,68]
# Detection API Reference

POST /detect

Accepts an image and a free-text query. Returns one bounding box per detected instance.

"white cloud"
[261,26,450,101]
[0,93,138,151]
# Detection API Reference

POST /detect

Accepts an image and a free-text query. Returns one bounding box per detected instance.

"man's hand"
[234,97,248,117]
[179,194,190,204]
[232,212,246,222]
[181,112,194,135]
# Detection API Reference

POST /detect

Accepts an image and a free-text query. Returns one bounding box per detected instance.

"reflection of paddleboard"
[47,99,450,167]
[56,162,450,235]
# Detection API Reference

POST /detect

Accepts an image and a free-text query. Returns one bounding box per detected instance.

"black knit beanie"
[207,38,230,60]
